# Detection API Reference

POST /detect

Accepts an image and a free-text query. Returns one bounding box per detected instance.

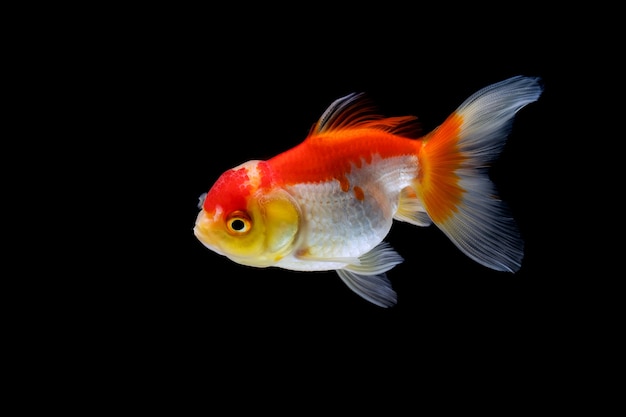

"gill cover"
[233,187,301,266]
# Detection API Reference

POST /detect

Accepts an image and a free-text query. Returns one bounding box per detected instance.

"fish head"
[194,160,301,267]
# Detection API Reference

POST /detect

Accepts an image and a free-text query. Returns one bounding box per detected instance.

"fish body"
[194,76,543,307]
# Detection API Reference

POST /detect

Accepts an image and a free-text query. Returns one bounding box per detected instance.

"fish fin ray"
[311,93,421,137]
[344,242,404,275]
[335,242,403,307]
[336,270,397,308]
[439,179,525,272]
[417,76,542,272]
[394,187,433,226]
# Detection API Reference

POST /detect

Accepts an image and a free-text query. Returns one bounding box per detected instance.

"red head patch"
[202,160,275,216]
[202,166,252,215]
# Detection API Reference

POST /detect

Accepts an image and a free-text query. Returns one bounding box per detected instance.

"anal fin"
[394,187,432,227]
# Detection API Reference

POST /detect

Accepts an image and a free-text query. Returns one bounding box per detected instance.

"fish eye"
[226,211,252,234]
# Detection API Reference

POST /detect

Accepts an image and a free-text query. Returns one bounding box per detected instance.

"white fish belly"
[276,155,417,271]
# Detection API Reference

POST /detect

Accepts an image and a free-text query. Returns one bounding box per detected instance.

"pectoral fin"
[335,242,404,307]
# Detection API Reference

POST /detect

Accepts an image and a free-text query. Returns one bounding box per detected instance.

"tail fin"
[416,76,543,272]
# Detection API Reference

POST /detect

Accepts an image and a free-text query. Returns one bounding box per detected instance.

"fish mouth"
[193,210,224,255]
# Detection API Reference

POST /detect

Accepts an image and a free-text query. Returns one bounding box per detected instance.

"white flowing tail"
[415,76,543,272]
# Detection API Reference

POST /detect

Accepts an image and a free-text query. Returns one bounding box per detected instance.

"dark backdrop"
[35,7,594,412]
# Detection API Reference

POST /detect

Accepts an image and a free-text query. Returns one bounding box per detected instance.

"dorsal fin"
[308,92,421,138]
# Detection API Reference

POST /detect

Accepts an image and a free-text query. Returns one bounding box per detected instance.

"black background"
[126,28,553,358]
[26,6,605,412]
[130,36,567,375]
[139,42,559,320]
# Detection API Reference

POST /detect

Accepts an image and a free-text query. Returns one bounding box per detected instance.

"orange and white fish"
[194,76,543,307]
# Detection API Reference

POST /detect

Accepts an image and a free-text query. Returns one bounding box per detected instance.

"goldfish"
[194,76,543,307]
